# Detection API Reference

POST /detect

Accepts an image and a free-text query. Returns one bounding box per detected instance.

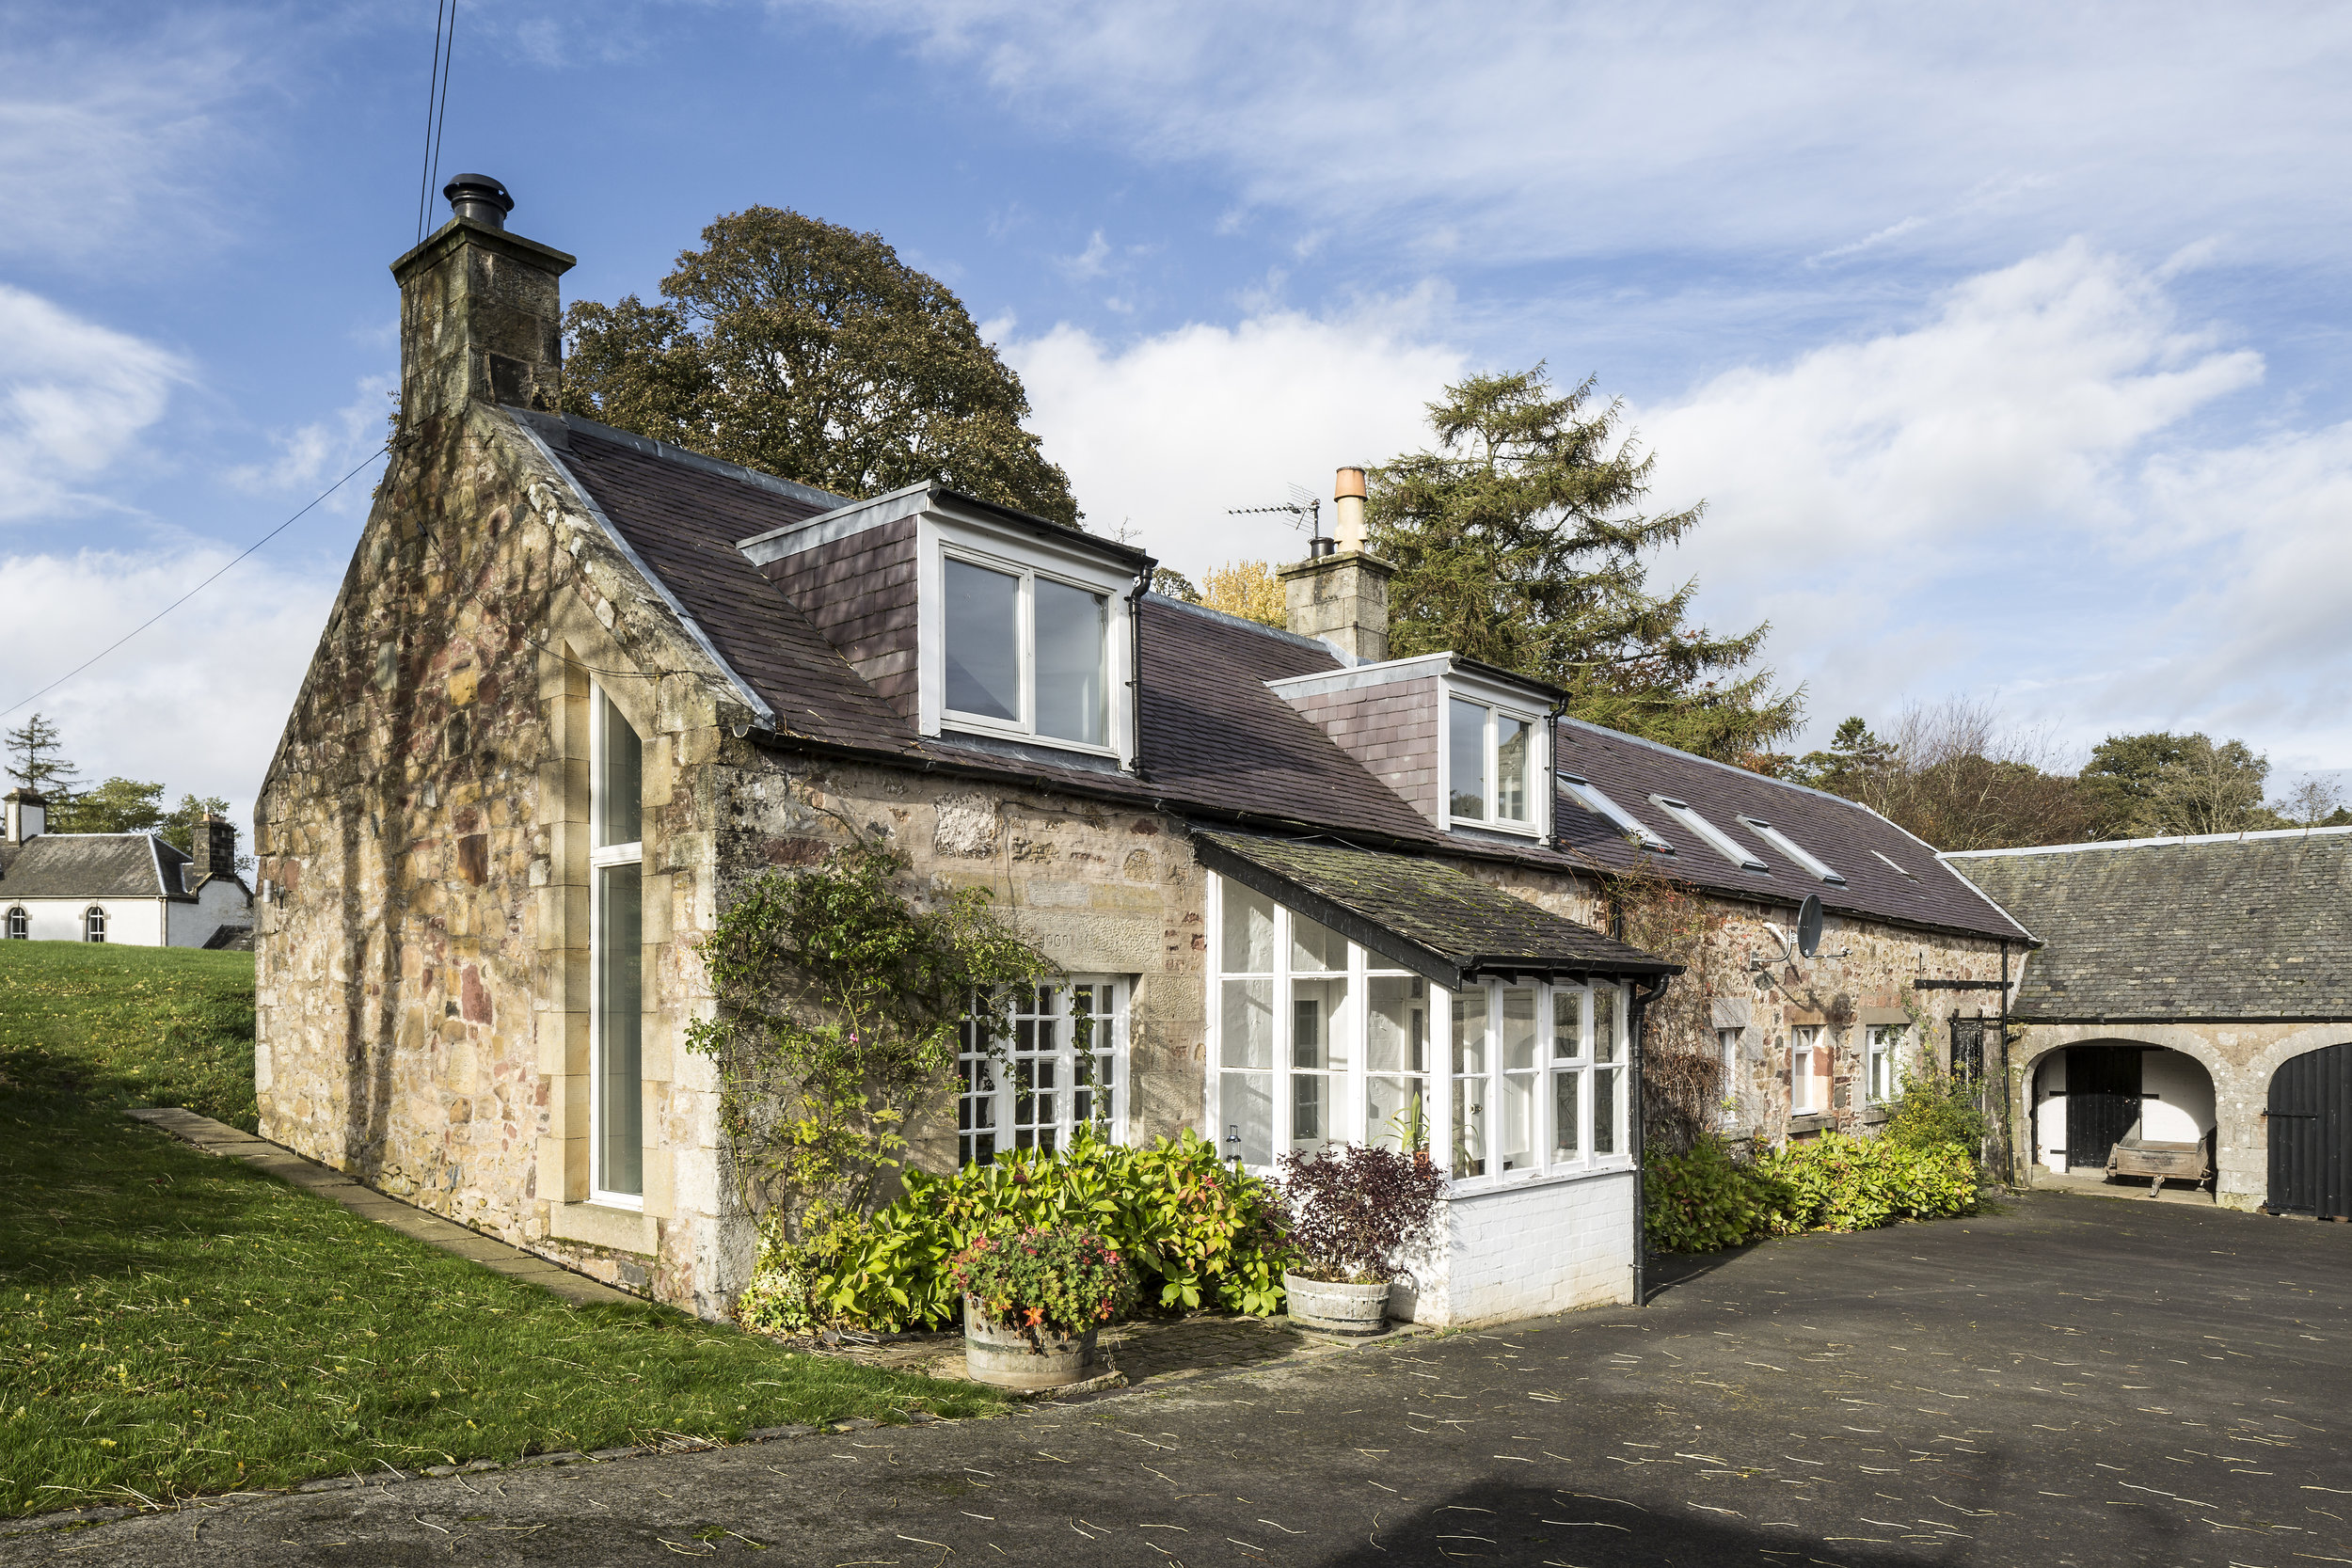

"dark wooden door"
[2067,1046,2142,1172]
[2267,1043,2352,1218]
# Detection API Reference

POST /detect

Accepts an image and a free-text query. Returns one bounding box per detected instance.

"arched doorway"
[2266,1043,2352,1219]
[2032,1043,2216,1180]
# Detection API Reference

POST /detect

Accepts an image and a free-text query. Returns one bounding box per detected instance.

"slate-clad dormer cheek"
[1265,653,1556,841]
[739,483,1150,768]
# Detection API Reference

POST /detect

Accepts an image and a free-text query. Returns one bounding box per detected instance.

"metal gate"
[2267,1042,2352,1218]
[2066,1045,2142,1173]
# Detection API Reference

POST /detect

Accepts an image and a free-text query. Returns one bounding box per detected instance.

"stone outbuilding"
[1948,828,2352,1214]
[255,175,2036,1327]
[1,790,253,948]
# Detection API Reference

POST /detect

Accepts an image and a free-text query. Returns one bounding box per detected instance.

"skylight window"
[1649,796,1767,872]
[1739,816,1846,884]
[1558,773,1671,851]
[1871,848,1915,879]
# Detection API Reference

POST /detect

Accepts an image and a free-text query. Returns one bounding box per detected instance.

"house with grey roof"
[1948,829,2352,1217]
[255,176,2033,1324]
[1,790,253,948]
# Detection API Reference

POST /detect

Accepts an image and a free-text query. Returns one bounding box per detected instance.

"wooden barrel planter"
[961,1296,1102,1390]
[1282,1274,1391,1335]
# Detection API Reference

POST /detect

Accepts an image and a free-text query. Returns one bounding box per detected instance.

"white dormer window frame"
[917,505,1138,768]
[1739,816,1847,884]
[1558,771,1672,852]
[1651,796,1768,873]
[1439,675,1549,838]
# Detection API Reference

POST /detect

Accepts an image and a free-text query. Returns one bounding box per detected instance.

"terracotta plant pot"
[1282,1272,1391,1335]
[961,1295,1102,1390]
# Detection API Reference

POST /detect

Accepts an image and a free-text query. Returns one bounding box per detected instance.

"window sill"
[1788,1112,1828,1134]
[1445,1160,1635,1199]
[933,724,1126,772]
[548,1197,656,1255]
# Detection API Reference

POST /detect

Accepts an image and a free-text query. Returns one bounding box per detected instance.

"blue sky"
[7,1,2352,831]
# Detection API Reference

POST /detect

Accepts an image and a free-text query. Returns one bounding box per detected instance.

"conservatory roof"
[1190,830,1679,990]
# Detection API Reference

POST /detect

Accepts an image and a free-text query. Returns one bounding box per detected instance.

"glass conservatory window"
[957,979,1125,1165]
[1208,876,1630,1185]
[591,686,644,1204]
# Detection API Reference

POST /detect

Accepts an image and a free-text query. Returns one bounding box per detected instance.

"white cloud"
[224,375,395,510]
[0,283,186,523]
[0,546,344,838]
[1002,287,1468,572]
[783,1,2352,269]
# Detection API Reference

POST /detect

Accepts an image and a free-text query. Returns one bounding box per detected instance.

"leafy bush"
[1883,1063,1990,1155]
[952,1227,1136,1338]
[740,1130,1292,1333]
[1642,1135,1788,1253]
[1278,1145,1446,1284]
[1758,1133,1978,1233]
[1644,1132,1978,1253]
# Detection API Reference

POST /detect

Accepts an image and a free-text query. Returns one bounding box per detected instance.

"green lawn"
[0,942,998,1519]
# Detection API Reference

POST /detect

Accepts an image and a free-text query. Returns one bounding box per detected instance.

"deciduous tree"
[563,206,1079,526]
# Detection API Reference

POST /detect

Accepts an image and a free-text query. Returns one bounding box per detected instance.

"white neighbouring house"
[0,790,255,949]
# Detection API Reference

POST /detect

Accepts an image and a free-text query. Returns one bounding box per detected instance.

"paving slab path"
[11,1192,2352,1566]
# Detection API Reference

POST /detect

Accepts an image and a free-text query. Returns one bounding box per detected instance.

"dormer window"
[944,556,1109,748]
[1445,696,1543,834]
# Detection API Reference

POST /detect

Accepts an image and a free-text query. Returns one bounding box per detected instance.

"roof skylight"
[1871,848,1915,879]
[1739,816,1846,885]
[1649,796,1767,872]
[1558,772,1672,851]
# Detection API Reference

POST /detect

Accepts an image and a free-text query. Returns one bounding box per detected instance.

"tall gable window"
[1445,695,1542,834]
[84,906,106,943]
[5,906,24,939]
[591,687,645,1205]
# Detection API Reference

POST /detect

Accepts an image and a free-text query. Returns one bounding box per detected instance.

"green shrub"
[1883,1063,1991,1155]
[1644,1132,1979,1254]
[1643,1135,1785,1253]
[952,1227,1137,1337]
[1757,1132,1978,1233]
[740,1129,1292,1333]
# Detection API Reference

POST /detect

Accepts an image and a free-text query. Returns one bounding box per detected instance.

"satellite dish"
[1796,894,1823,958]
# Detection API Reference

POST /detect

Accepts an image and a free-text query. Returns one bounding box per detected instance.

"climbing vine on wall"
[1601,858,1736,1157]
[685,829,1053,1253]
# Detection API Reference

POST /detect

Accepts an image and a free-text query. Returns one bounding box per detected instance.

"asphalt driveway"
[10,1191,2351,1566]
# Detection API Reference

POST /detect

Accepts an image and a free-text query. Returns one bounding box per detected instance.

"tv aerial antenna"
[1228,483,1330,556]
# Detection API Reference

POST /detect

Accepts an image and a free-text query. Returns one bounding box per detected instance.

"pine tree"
[3,713,82,804]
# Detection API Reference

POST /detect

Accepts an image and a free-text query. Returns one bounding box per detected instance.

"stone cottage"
[1947,828,2352,1216]
[256,175,2029,1325]
[2,790,253,948]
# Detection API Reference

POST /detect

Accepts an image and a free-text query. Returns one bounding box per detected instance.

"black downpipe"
[1629,972,1669,1307]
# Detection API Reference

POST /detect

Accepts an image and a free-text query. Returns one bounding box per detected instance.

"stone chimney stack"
[1278,467,1396,664]
[193,814,237,881]
[390,174,577,426]
[3,789,45,845]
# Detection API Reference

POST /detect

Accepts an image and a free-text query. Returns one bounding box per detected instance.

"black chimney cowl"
[443,173,514,230]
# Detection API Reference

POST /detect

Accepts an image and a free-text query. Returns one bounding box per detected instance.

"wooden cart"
[2106,1136,2214,1197]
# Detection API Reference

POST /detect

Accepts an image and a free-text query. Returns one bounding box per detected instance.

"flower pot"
[961,1295,1102,1390]
[1283,1272,1391,1335]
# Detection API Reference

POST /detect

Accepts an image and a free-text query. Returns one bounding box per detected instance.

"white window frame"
[588,684,645,1212]
[956,978,1130,1165]
[1650,796,1766,872]
[1791,1025,1821,1116]
[84,906,105,943]
[1867,1024,1903,1106]
[1718,1026,1743,1129]
[4,906,24,940]
[917,505,1138,767]
[1438,679,1549,838]
[1203,875,1630,1192]
[1738,816,1846,884]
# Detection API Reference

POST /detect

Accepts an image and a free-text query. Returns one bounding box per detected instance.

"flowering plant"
[1278,1145,1445,1284]
[950,1225,1137,1339]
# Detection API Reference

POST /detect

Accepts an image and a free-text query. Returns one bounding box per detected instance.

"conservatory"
[1191,832,1677,1324]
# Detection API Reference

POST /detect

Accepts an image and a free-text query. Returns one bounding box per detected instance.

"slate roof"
[1551,719,2034,945]
[1946,830,2352,1022]
[504,408,2028,946]
[1193,830,1678,989]
[0,835,189,901]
